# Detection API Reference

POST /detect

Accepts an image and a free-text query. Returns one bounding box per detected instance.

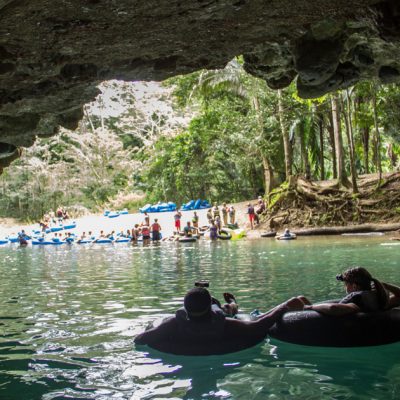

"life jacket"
[142,226,150,236]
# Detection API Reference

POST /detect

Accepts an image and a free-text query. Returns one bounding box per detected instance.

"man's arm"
[382,282,400,308]
[304,302,359,316]
[134,317,176,346]
[224,299,302,341]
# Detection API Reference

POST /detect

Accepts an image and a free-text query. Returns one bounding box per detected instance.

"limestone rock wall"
[0,0,399,168]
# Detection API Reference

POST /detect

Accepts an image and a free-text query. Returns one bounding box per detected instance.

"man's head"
[184,287,212,320]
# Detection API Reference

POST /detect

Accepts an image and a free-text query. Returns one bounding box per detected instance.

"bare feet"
[223,292,236,304]
[222,293,238,316]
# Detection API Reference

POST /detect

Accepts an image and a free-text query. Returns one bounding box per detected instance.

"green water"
[0,237,399,399]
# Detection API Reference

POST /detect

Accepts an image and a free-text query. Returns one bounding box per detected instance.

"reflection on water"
[0,237,399,399]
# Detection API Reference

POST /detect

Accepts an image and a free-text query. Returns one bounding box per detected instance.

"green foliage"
[2,65,400,222]
[140,92,264,205]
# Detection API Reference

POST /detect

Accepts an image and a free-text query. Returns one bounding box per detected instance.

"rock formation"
[0,0,399,169]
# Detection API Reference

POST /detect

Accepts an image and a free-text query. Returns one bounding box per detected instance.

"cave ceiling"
[0,0,399,170]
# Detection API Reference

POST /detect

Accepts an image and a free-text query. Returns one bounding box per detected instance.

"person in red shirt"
[151,219,162,241]
[247,203,255,229]
[174,210,182,233]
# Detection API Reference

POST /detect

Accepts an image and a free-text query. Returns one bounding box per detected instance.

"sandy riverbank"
[0,208,212,239]
[2,197,399,240]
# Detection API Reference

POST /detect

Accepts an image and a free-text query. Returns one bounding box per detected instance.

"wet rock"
[0,143,21,170]
[294,35,344,87]
[0,0,400,168]
[379,66,400,83]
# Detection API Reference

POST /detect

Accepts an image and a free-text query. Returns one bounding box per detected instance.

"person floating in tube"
[296,267,400,315]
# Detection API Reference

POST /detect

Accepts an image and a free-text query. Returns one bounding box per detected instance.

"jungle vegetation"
[1,59,400,223]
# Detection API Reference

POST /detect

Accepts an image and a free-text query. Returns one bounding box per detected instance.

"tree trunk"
[343,90,358,193]
[318,112,325,181]
[372,89,382,183]
[278,89,292,183]
[331,95,349,187]
[361,127,370,174]
[299,120,311,179]
[327,114,337,179]
[262,155,276,197]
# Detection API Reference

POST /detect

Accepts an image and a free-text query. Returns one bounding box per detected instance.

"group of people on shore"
[39,207,70,231]
[247,196,266,229]
[206,202,236,226]
[135,266,400,355]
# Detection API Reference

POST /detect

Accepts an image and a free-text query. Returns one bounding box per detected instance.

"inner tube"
[217,230,232,240]
[261,231,276,238]
[32,240,63,245]
[276,233,296,240]
[227,223,239,230]
[63,223,76,230]
[115,238,130,243]
[50,226,63,232]
[179,236,197,243]
[94,238,113,244]
[108,212,119,218]
[135,307,265,355]
[269,308,400,347]
[0,239,9,245]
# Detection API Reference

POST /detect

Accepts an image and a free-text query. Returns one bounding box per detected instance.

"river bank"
[1,201,400,240]
[2,172,400,239]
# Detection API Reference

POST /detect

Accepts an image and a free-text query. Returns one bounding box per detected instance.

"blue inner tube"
[63,224,76,230]
[0,240,9,245]
[51,226,63,232]
[115,238,130,243]
[269,308,400,347]
[95,238,113,244]
[77,240,92,244]
[32,240,63,245]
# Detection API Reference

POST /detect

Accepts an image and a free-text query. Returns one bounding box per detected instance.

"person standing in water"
[174,210,182,234]
[151,219,162,241]
[143,212,150,226]
[247,203,256,229]
[192,211,199,229]
[209,220,218,240]
[221,203,228,226]
[229,205,236,225]
[212,203,220,221]
[206,208,213,224]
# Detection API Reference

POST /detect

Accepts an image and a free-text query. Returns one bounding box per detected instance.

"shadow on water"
[132,338,400,399]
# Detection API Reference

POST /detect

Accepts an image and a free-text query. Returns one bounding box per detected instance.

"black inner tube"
[179,237,197,242]
[217,230,232,240]
[269,308,400,347]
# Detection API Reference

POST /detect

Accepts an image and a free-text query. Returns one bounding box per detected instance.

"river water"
[0,236,399,399]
